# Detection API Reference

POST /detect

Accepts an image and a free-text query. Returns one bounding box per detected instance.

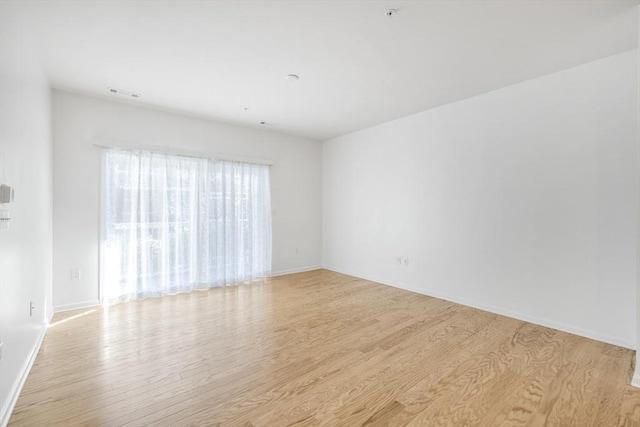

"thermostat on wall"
[0,184,14,204]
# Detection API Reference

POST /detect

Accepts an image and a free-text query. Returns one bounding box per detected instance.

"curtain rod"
[92,138,274,166]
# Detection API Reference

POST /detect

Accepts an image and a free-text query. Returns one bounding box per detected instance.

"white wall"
[52,91,322,311]
[323,50,639,349]
[0,3,53,425]
[634,5,640,388]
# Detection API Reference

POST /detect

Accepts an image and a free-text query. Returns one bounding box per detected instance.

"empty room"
[1,0,639,425]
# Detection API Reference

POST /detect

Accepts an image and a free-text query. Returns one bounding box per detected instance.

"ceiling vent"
[108,87,140,98]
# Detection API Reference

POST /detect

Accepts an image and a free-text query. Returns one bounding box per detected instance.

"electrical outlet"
[71,269,81,280]
[395,257,402,265]
[403,257,409,266]
[30,301,35,317]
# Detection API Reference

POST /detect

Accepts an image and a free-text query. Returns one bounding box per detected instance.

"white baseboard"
[270,265,322,277]
[322,265,635,350]
[632,359,640,388]
[54,300,101,313]
[632,373,640,388]
[0,321,49,427]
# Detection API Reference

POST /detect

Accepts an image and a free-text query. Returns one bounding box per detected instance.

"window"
[101,148,272,303]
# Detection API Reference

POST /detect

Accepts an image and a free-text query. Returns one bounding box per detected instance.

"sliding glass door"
[101,148,272,303]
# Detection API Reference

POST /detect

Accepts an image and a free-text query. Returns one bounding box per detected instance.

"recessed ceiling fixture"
[285,74,299,82]
[108,87,140,98]
[385,8,398,17]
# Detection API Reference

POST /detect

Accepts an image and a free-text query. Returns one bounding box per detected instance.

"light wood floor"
[9,269,640,426]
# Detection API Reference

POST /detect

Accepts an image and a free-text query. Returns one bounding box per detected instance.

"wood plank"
[8,269,638,426]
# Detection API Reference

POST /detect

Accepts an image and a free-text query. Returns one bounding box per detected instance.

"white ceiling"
[8,0,639,141]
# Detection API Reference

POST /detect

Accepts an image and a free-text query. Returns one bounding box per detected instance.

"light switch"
[0,210,9,230]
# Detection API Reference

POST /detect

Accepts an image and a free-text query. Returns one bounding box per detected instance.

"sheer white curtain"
[101,148,272,303]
